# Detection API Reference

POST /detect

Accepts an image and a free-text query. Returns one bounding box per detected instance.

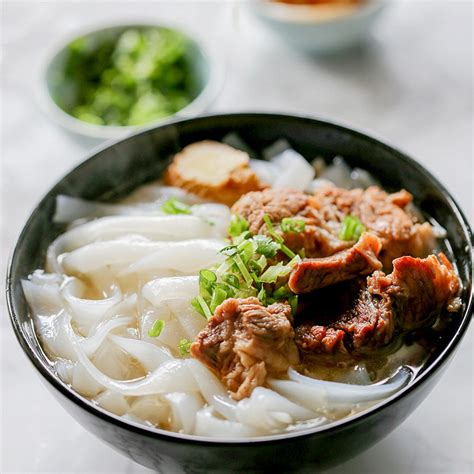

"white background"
[1,1,472,473]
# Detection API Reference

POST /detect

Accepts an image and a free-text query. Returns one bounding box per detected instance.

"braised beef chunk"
[296,279,394,354]
[368,253,461,331]
[289,232,383,294]
[231,188,350,258]
[232,186,435,267]
[190,297,299,400]
[310,186,435,267]
[296,253,460,355]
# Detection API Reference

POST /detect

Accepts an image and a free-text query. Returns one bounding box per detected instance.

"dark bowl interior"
[6,113,473,473]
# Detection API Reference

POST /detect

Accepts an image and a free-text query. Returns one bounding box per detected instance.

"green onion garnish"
[259,263,292,283]
[233,254,253,285]
[178,338,192,355]
[192,295,212,319]
[253,235,279,258]
[210,286,228,312]
[288,295,298,315]
[258,287,267,305]
[339,215,366,241]
[222,274,240,289]
[281,218,306,233]
[229,214,249,237]
[161,198,191,215]
[148,319,165,337]
[273,286,292,300]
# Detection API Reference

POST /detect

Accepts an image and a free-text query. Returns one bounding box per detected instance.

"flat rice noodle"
[46,215,217,273]
[108,334,172,372]
[122,184,204,205]
[186,359,237,420]
[80,316,133,356]
[119,240,225,277]
[128,396,171,426]
[268,379,329,413]
[61,279,123,335]
[164,392,203,434]
[71,362,105,397]
[22,279,63,317]
[270,149,315,191]
[287,367,411,404]
[235,387,315,431]
[142,276,198,306]
[249,159,278,185]
[94,390,130,416]
[194,407,260,438]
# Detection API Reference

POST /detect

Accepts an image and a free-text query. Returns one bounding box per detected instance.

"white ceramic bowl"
[248,1,387,54]
[40,22,221,140]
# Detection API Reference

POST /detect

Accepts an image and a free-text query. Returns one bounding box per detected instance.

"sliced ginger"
[164,141,267,205]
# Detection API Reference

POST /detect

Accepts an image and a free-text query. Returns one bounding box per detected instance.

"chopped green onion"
[161,198,191,215]
[288,295,299,315]
[178,338,192,355]
[148,319,165,337]
[263,214,274,231]
[298,248,306,259]
[229,214,249,237]
[259,263,292,283]
[273,286,292,300]
[249,254,267,273]
[339,215,366,241]
[281,218,306,233]
[237,239,254,263]
[279,243,296,259]
[233,254,253,285]
[210,286,228,312]
[253,235,279,258]
[191,296,206,318]
[220,245,238,257]
[288,254,302,267]
[193,295,212,319]
[258,287,267,305]
[232,230,252,245]
[222,274,240,289]
[199,269,217,297]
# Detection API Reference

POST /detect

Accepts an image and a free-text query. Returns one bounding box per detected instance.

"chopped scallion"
[259,263,292,283]
[210,286,228,312]
[178,338,192,355]
[148,319,165,337]
[339,215,366,241]
[229,214,249,237]
[281,218,306,233]
[222,274,240,289]
[161,198,191,215]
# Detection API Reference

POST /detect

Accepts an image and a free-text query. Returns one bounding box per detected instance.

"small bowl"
[248,0,387,54]
[6,113,473,472]
[40,22,221,140]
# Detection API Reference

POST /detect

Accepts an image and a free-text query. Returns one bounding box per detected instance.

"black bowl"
[6,113,473,473]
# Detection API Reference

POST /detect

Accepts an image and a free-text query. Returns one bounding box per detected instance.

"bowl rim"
[6,112,473,445]
[37,20,222,140]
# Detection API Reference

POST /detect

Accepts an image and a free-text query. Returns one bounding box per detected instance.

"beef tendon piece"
[289,232,383,294]
[232,188,350,257]
[190,297,299,400]
[296,253,460,355]
[310,186,436,267]
[164,141,267,205]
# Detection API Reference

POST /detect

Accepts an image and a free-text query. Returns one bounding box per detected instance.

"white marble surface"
[1,1,472,473]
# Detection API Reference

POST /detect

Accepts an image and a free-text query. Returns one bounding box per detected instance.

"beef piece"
[289,232,383,293]
[296,253,460,355]
[310,186,435,267]
[232,188,350,258]
[368,253,461,330]
[190,297,299,400]
[296,279,394,354]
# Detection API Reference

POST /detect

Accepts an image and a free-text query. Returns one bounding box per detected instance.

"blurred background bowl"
[41,22,220,140]
[248,0,387,54]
